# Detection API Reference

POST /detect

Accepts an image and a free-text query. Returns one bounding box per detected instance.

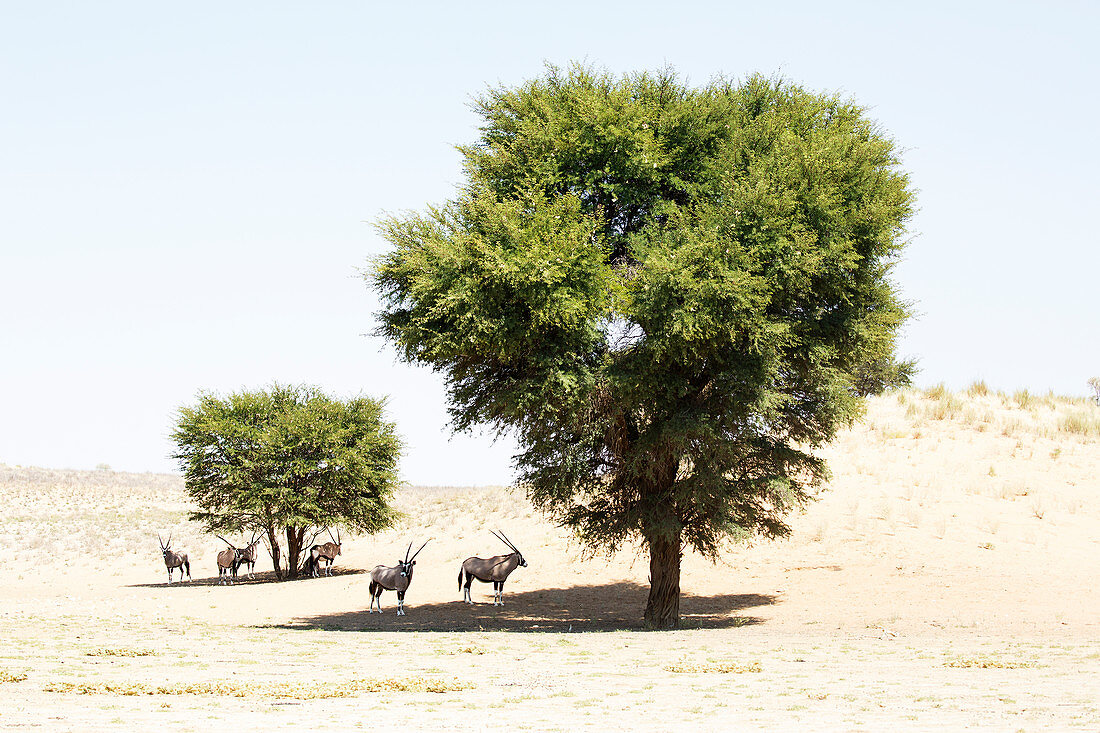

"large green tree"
[171,384,402,579]
[372,66,914,627]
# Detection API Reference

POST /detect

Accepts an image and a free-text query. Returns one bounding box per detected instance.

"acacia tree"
[372,66,915,627]
[172,384,401,579]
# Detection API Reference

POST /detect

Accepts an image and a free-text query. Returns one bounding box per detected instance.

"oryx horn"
[409,538,431,562]
[491,529,519,554]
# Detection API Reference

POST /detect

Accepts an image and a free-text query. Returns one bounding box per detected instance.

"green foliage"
[171,384,401,577]
[372,64,914,623]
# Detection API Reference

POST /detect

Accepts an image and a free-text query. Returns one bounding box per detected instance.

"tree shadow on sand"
[127,567,368,589]
[265,581,776,632]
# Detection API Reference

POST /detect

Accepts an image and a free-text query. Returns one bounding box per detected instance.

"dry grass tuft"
[942,656,1034,669]
[664,661,762,674]
[1059,411,1100,437]
[1,670,28,683]
[43,676,474,697]
[966,380,990,397]
[86,648,156,657]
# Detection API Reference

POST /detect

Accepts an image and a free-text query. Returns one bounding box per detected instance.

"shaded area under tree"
[266,581,776,633]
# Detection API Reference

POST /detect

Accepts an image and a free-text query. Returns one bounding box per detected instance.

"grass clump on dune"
[1058,411,1100,437]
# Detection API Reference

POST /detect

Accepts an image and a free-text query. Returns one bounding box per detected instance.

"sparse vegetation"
[1059,411,1100,437]
[904,384,1100,439]
[86,648,156,658]
[943,656,1034,669]
[43,677,474,697]
[1,670,28,683]
[664,661,762,674]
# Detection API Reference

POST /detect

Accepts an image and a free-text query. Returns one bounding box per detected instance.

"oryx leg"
[397,590,406,616]
[369,582,382,613]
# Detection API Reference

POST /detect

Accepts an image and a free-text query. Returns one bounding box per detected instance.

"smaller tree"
[171,384,402,579]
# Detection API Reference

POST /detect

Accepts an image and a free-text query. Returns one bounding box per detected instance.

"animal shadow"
[270,581,775,632]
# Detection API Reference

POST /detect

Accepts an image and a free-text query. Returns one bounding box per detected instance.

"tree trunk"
[285,526,303,579]
[644,528,682,629]
[267,526,283,580]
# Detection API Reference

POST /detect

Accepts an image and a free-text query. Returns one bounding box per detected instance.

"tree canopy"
[171,384,402,579]
[371,65,915,627]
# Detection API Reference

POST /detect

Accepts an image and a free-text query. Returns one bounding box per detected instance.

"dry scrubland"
[1,386,1098,730]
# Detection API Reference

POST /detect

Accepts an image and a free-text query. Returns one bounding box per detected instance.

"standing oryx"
[215,535,243,585]
[368,539,430,615]
[459,530,527,606]
[236,534,262,580]
[307,528,342,578]
[157,533,191,584]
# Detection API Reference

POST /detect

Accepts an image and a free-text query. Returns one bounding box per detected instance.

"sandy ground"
[1,388,1098,730]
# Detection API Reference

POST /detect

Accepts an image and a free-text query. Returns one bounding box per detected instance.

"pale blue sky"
[2,2,1097,483]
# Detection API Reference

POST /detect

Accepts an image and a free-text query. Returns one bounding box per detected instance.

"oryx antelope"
[236,533,262,580]
[459,530,527,606]
[307,527,342,578]
[215,535,244,585]
[368,539,430,615]
[157,533,191,584]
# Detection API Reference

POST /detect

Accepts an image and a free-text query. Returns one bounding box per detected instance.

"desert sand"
[1,387,1098,730]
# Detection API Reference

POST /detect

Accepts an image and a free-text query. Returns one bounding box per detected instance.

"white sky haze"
[2,2,1097,483]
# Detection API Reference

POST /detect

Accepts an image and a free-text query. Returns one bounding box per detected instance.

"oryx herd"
[154,529,527,614]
